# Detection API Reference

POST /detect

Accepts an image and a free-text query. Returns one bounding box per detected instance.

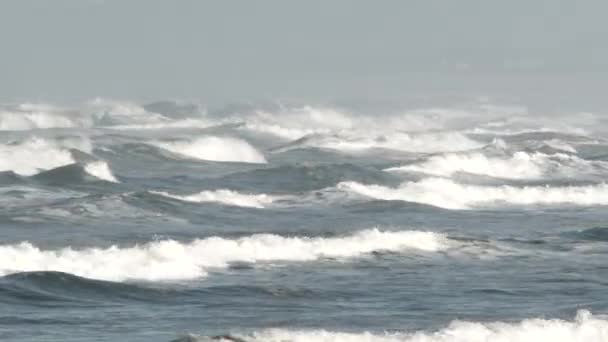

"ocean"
[1,99,608,341]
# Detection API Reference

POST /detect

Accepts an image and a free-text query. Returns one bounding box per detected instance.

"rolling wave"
[275,131,483,154]
[185,310,608,342]
[386,151,606,180]
[152,136,267,163]
[338,178,608,210]
[0,229,446,282]
[0,137,76,176]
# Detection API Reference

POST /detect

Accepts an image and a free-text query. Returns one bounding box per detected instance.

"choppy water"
[2,100,608,341]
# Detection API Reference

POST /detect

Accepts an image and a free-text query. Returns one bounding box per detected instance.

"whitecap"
[0,229,446,282]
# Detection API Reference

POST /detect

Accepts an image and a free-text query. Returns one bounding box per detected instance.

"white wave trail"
[338,178,608,210]
[0,229,446,282]
[206,310,608,342]
[153,136,267,163]
[84,161,119,183]
[0,138,76,176]
[152,189,275,208]
[385,152,605,179]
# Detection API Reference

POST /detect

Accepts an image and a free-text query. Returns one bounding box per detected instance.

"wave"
[0,103,86,130]
[152,189,276,208]
[83,161,119,183]
[152,136,267,163]
[338,178,608,209]
[0,137,77,176]
[236,105,528,141]
[185,310,608,342]
[0,229,446,282]
[385,151,606,179]
[276,131,483,154]
[0,136,117,182]
[0,271,179,305]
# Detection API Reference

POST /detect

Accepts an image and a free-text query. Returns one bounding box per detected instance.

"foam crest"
[0,138,76,176]
[0,229,446,282]
[205,310,608,342]
[339,178,608,210]
[153,136,267,163]
[386,152,604,179]
[84,161,119,183]
[153,189,275,208]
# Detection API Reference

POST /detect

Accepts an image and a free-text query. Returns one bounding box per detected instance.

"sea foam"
[198,310,608,342]
[339,178,608,210]
[0,229,446,282]
[385,151,604,179]
[153,136,267,163]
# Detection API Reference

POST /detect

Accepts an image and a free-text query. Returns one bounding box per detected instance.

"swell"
[0,271,173,306]
[214,163,400,193]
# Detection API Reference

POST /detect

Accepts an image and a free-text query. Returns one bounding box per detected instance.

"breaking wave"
[0,137,77,176]
[385,151,606,179]
[277,131,483,154]
[0,229,446,282]
[84,161,119,183]
[152,136,267,163]
[338,178,608,210]
[190,310,608,342]
[152,189,275,208]
[0,103,85,130]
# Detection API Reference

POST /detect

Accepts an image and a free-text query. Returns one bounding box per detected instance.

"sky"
[1,0,607,107]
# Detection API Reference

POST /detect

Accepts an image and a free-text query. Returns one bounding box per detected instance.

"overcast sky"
[1,0,607,106]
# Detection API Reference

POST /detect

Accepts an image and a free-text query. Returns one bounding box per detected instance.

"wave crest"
[0,229,446,282]
[195,310,608,342]
[153,136,267,163]
[386,151,605,179]
[339,178,608,210]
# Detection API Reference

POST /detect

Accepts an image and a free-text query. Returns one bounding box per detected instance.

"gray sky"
[1,0,607,106]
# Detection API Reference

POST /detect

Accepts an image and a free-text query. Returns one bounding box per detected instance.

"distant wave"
[152,136,267,163]
[339,178,608,209]
[186,310,608,342]
[152,189,276,208]
[0,103,85,130]
[0,229,446,282]
[385,151,606,179]
[276,131,483,154]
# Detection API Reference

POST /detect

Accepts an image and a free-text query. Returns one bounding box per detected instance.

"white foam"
[385,152,603,179]
[0,103,85,130]
[240,105,512,141]
[153,189,275,208]
[214,310,608,342]
[338,178,608,210]
[242,106,356,140]
[306,132,483,153]
[84,161,119,183]
[0,229,446,282]
[153,136,267,163]
[0,138,76,176]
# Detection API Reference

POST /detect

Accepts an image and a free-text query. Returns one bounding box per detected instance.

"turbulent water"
[2,99,608,341]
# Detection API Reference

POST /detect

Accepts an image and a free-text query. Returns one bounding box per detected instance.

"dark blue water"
[1,100,608,341]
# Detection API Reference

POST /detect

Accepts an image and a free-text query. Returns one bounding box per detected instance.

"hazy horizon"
[2,0,607,108]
